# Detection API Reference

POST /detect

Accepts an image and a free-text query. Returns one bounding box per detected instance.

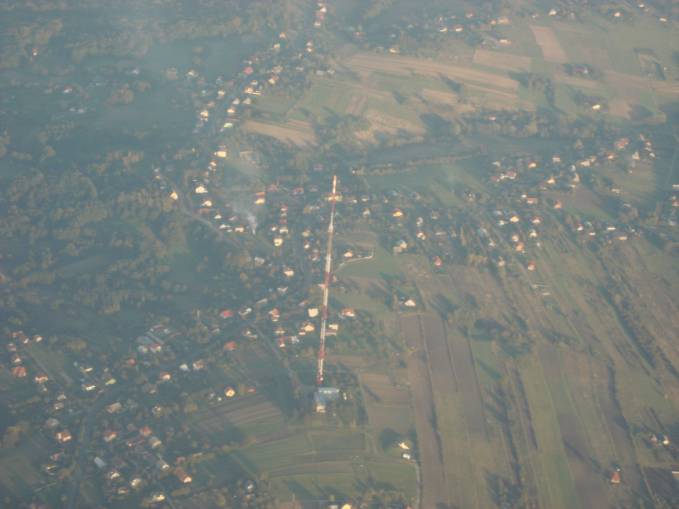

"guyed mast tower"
[316,174,340,386]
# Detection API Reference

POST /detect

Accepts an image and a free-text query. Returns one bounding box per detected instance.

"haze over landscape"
[0,1,678,508]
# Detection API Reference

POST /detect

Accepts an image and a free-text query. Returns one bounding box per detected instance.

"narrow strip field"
[243,119,316,146]
[189,394,283,436]
[421,313,480,508]
[346,52,519,92]
[473,49,532,72]
[539,344,607,508]
[400,314,450,509]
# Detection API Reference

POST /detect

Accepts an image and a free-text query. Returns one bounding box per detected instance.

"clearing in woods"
[530,25,569,63]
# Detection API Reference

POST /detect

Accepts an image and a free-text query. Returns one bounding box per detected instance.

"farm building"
[103,430,118,443]
[175,467,192,484]
[55,430,72,443]
[12,366,27,378]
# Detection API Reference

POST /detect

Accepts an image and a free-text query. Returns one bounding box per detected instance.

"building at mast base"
[314,386,340,413]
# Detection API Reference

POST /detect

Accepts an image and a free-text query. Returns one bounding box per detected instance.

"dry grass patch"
[555,73,602,91]
[243,119,316,146]
[345,94,368,115]
[605,70,679,98]
[319,77,393,101]
[355,108,425,143]
[531,26,568,63]
[364,109,423,132]
[420,88,460,106]
[189,395,283,437]
[346,52,518,92]
[609,98,631,118]
[332,354,372,369]
[360,373,410,405]
[473,49,531,72]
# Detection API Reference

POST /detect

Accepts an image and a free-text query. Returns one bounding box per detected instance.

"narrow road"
[65,347,212,509]
[66,386,122,509]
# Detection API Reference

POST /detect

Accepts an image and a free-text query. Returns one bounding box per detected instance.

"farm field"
[242,119,316,146]
[324,129,679,506]
[247,11,679,148]
[1,2,678,509]
[400,313,450,509]
[236,427,415,501]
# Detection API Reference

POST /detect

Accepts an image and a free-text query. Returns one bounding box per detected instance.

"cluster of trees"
[0,0,299,70]
[512,72,556,108]
[572,89,607,111]
[563,63,599,79]
[0,150,249,334]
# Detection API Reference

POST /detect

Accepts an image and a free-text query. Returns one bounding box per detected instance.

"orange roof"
[12,366,27,378]
[175,467,192,483]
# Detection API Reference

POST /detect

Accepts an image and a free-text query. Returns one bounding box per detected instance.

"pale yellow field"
[473,49,532,72]
[345,94,368,116]
[530,25,569,63]
[420,88,460,106]
[346,52,519,92]
[243,119,316,146]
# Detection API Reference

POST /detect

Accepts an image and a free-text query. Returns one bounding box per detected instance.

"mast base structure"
[314,175,341,413]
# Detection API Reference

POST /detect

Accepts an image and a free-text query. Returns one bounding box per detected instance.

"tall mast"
[316,175,338,386]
